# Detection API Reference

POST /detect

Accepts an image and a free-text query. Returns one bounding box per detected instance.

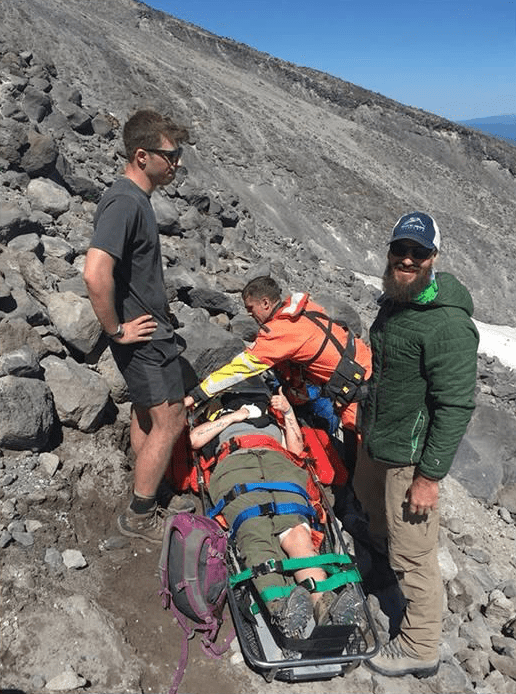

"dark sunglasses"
[389,240,435,260]
[146,147,183,165]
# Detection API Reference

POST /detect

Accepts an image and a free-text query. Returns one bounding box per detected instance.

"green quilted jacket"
[362,272,479,479]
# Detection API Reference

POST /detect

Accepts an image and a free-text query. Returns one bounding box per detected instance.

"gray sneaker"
[269,585,313,638]
[117,503,167,544]
[365,637,439,678]
[315,586,363,626]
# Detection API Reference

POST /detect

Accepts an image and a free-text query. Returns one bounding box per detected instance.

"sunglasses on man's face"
[146,147,183,166]
[389,240,435,260]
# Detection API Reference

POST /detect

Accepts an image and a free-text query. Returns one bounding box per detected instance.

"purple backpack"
[159,512,234,694]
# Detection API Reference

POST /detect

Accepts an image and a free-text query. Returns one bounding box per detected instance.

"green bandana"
[413,278,438,304]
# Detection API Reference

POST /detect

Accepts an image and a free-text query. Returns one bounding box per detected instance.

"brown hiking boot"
[314,590,337,626]
[166,494,196,514]
[365,636,439,678]
[117,503,167,544]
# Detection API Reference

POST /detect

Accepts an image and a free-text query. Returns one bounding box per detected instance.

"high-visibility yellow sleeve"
[200,350,271,397]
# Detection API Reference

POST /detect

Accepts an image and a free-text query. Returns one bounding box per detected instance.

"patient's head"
[220,376,270,413]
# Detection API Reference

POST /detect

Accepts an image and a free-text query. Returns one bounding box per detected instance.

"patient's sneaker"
[269,585,313,638]
[365,636,439,678]
[314,585,363,626]
[117,503,167,544]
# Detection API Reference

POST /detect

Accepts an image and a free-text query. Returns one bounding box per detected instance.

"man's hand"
[113,314,157,343]
[270,386,291,413]
[233,406,250,422]
[406,474,439,515]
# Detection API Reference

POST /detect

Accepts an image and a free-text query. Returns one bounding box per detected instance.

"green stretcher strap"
[247,570,361,614]
[256,567,360,605]
[229,552,360,588]
[229,552,360,586]
[229,553,362,613]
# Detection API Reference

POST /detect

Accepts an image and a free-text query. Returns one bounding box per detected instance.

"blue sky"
[144,0,515,121]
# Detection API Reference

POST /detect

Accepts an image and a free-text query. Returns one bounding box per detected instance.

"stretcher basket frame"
[224,483,380,683]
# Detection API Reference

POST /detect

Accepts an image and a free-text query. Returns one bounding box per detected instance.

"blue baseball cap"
[389,212,441,251]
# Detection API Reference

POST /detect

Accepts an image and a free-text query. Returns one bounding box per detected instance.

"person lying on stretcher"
[189,378,359,640]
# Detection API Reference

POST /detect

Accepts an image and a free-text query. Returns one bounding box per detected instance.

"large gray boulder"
[0,317,48,360]
[151,193,180,235]
[0,117,28,165]
[0,204,38,245]
[186,287,240,317]
[20,129,58,177]
[0,375,55,450]
[0,345,41,378]
[21,86,51,122]
[178,320,244,378]
[95,348,128,404]
[15,250,55,303]
[55,101,92,134]
[26,177,71,217]
[41,355,111,432]
[45,291,102,356]
[452,405,516,503]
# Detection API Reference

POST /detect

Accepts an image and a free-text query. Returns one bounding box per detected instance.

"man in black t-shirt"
[84,109,193,543]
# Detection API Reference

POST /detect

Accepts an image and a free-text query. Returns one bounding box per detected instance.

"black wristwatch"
[107,324,125,339]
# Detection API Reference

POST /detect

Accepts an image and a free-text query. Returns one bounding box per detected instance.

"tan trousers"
[353,447,442,660]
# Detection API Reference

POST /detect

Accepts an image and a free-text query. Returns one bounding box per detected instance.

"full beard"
[382,262,433,303]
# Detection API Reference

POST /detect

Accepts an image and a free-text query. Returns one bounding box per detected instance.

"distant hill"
[458,115,516,145]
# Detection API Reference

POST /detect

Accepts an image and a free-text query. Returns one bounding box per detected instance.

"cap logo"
[390,211,440,250]
[400,216,426,233]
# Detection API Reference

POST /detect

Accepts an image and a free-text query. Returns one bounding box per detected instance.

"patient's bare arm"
[189,406,249,450]
[270,387,304,456]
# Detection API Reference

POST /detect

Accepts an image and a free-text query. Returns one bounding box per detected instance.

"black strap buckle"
[228,437,240,453]
[252,558,283,576]
[298,577,317,593]
[222,482,248,507]
[258,502,276,517]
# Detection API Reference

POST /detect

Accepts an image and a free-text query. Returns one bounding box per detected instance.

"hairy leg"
[131,400,186,498]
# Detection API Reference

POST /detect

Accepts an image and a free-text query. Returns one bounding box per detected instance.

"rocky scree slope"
[0,4,516,694]
[2,0,516,325]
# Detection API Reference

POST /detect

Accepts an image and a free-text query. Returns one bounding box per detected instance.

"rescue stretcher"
[185,442,380,683]
[221,481,380,683]
[176,388,381,684]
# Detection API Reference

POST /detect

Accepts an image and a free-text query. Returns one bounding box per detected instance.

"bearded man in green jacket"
[355,212,479,678]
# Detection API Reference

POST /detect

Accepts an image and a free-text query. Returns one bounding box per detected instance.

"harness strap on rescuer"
[301,310,367,406]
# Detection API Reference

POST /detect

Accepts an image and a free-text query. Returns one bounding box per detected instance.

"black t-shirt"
[91,177,173,340]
